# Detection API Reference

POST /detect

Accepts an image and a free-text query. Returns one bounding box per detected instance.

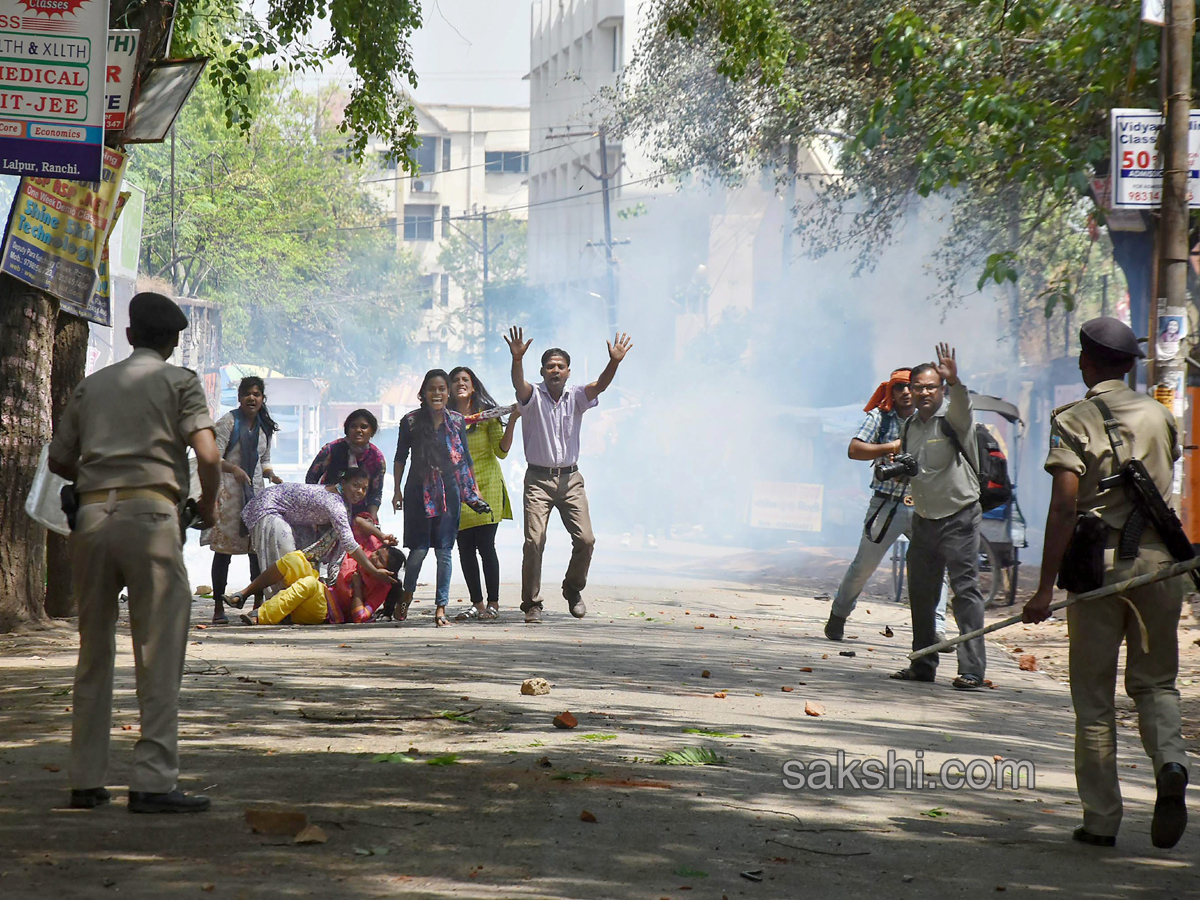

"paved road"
[0,564,1194,898]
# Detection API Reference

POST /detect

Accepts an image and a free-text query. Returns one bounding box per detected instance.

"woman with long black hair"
[203,376,282,624]
[448,366,518,620]
[305,408,387,520]
[390,369,490,626]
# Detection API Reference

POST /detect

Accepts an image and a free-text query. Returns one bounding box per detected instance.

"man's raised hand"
[607,332,633,363]
[935,342,958,385]
[505,326,532,360]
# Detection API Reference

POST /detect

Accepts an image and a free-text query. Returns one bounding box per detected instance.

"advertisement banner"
[0,0,110,181]
[0,145,127,321]
[1156,306,1188,361]
[1110,108,1200,209]
[104,29,136,132]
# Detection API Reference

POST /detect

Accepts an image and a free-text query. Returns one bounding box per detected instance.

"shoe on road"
[564,588,586,619]
[524,606,543,624]
[1072,825,1116,847]
[824,614,846,641]
[128,789,211,814]
[1151,762,1189,849]
[70,787,111,809]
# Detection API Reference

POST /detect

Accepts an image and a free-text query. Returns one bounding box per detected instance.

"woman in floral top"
[391,369,490,626]
[448,366,518,620]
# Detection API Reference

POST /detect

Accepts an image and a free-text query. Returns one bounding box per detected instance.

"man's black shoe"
[1072,825,1116,847]
[128,789,211,814]
[824,614,846,641]
[1151,762,1189,849]
[69,787,111,809]
[564,586,586,619]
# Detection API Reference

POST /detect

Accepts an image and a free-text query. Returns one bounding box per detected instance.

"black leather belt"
[529,463,578,477]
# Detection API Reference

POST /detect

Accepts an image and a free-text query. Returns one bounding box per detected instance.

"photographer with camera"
[824,369,949,642]
[888,344,988,690]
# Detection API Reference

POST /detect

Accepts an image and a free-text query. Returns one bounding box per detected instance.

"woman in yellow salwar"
[448,367,519,620]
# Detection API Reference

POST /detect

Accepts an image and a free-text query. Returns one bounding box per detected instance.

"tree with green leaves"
[437,212,528,355]
[615,0,1174,336]
[0,0,425,632]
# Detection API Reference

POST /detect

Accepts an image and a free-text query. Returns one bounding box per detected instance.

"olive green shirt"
[1045,379,1179,531]
[49,349,215,497]
[903,381,981,520]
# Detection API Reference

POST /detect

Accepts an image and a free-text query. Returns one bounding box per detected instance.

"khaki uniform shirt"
[903,381,981,520]
[1045,379,1179,531]
[49,348,215,497]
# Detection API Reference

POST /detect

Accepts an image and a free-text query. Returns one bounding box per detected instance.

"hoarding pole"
[1157,0,1193,505]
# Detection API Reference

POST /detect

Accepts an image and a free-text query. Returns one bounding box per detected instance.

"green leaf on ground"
[655,747,727,766]
[921,807,949,818]
[435,710,473,723]
[683,728,743,738]
[372,753,416,764]
[576,734,617,742]
[426,754,459,766]
[674,866,709,877]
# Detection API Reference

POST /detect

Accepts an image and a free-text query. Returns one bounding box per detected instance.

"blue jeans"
[831,494,948,632]
[403,547,453,607]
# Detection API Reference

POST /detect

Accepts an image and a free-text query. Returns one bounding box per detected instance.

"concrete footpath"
[0,578,1194,899]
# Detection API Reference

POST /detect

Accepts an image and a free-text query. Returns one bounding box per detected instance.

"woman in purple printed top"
[242,468,398,588]
[389,369,490,626]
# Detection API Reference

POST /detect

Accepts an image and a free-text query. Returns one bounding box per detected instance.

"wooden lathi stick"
[907,556,1200,661]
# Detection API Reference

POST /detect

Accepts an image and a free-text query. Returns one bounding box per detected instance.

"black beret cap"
[1079,316,1145,360]
[129,291,189,333]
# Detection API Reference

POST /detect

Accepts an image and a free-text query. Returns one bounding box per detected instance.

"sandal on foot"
[455,605,483,621]
[211,613,229,626]
[238,613,257,626]
[482,604,499,620]
[434,610,451,627]
[889,667,935,682]
[396,591,414,622]
[952,673,984,691]
[222,592,246,610]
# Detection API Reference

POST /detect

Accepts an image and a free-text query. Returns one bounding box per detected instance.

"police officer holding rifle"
[1023,316,1191,850]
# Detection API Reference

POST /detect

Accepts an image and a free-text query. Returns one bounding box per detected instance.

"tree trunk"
[0,275,57,632]
[44,314,89,618]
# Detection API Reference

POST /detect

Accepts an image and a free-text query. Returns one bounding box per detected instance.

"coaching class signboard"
[1110,107,1200,209]
[0,145,127,322]
[0,0,108,182]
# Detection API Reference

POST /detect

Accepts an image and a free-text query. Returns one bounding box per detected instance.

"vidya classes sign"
[0,0,108,181]
[1110,107,1200,209]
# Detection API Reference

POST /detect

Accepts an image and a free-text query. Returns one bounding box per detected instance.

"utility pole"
[1153,0,1193,504]
[446,207,503,359]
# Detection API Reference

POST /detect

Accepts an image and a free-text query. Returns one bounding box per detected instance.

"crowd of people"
[201,327,633,629]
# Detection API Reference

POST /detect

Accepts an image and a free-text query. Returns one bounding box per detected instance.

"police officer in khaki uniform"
[48,292,221,814]
[1023,317,1190,849]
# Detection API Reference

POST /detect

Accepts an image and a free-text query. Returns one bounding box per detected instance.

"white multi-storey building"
[367,100,529,360]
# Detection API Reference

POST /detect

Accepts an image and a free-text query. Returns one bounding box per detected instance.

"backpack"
[903,417,1013,512]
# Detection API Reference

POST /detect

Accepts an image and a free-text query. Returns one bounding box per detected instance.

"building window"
[441,206,451,238]
[485,151,528,174]
[416,136,438,174]
[612,26,620,72]
[404,204,436,241]
[442,138,451,171]
[419,274,436,309]
[440,273,450,307]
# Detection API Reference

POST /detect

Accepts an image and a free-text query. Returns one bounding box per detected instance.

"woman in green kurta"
[449,367,519,620]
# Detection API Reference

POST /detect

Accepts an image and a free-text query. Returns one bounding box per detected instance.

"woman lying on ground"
[241,467,398,586]
[390,369,490,627]
[448,366,518,621]
[306,408,386,521]
[225,543,405,625]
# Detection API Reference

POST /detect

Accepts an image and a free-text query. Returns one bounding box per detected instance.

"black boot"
[1151,762,1189,849]
[70,787,111,809]
[824,613,846,641]
[128,789,211,814]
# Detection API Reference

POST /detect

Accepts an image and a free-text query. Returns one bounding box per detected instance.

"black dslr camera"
[876,453,919,481]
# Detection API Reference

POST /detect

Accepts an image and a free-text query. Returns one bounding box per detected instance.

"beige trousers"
[1067,541,1190,836]
[69,495,192,793]
[521,469,595,610]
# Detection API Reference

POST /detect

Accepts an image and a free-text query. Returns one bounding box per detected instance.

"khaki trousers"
[69,495,192,793]
[521,469,595,610]
[1067,541,1190,836]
